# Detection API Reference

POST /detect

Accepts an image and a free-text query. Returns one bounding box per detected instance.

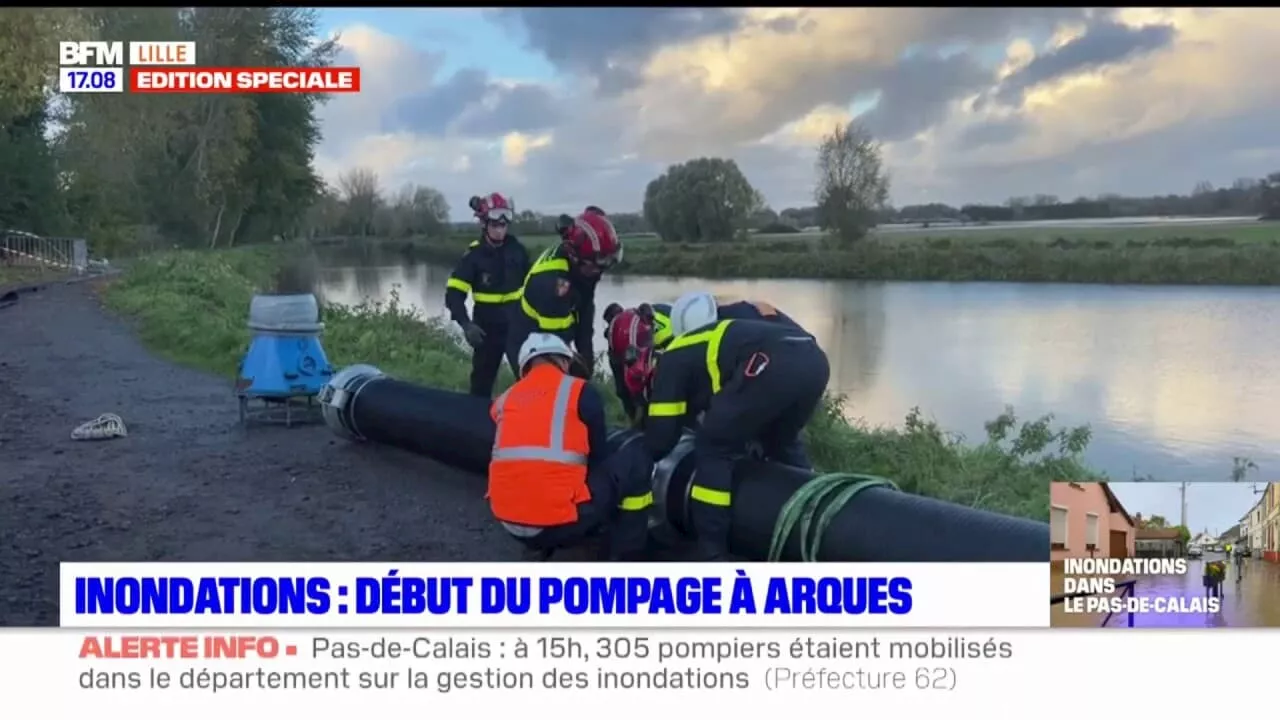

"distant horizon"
[312,8,1280,220]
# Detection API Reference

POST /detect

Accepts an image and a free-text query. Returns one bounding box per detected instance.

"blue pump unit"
[236,293,333,426]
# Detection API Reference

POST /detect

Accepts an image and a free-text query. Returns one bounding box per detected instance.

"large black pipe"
[320,366,1048,562]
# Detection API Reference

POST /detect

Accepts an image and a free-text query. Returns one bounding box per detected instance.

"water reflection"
[311,250,1280,481]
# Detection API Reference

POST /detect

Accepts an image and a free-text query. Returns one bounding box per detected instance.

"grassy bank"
[103,247,1109,521]
[373,220,1280,284]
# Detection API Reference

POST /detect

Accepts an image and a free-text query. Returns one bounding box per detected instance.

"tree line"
[635,130,1280,244]
[4,9,1278,255]
[1,8,335,257]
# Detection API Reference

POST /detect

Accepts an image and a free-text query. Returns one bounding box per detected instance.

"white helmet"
[669,291,718,337]
[518,333,574,375]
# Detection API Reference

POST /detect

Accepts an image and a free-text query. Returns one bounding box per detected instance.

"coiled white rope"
[71,413,128,441]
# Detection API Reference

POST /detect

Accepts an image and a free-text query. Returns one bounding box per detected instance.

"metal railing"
[1050,578,1138,627]
[1,230,88,275]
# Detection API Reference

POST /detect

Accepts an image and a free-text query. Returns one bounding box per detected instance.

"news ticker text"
[77,632,1010,694]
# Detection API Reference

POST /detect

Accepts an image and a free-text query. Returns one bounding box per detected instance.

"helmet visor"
[487,207,514,223]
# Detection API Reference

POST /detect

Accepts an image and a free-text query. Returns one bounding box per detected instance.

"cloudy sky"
[312,8,1280,219]
[1109,483,1267,536]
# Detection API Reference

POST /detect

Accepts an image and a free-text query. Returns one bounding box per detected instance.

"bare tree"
[411,185,450,234]
[337,168,380,235]
[814,121,890,244]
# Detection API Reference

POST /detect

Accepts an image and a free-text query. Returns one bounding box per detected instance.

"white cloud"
[501,132,553,168]
[315,9,1280,216]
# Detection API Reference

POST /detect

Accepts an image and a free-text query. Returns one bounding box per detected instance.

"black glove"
[569,353,594,380]
[463,323,486,348]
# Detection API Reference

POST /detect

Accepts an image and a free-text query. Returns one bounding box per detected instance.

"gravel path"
[0,281,524,627]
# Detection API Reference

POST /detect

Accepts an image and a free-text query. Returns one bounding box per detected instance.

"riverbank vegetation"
[103,247,1112,522]
[354,218,1280,284]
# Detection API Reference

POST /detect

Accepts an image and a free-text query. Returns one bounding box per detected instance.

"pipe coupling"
[319,364,384,440]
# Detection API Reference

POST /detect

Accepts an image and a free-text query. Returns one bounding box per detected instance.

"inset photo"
[1050,481,1280,628]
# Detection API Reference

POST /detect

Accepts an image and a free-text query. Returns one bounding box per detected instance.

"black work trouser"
[515,440,654,560]
[470,323,518,398]
[690,337,830,557]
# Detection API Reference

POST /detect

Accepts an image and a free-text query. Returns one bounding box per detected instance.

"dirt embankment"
[0,282,523,627]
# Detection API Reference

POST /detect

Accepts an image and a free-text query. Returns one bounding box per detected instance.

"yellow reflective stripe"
[690,485,732,507]
[664,319,732,393]
[518,248,574,328]
[528,248,569,275]
[521,297,574,329]
[648,401,687,417]
[473,290,521,304]
[706,323,726,393]
[469,241,480,248]
[652,312,673,347]
[532,258,569,274]
[447,276,472,293]
[618,492,654,511]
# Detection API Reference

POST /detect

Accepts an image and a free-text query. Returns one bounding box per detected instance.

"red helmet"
[562,211,622,267]
[622,347,656,398]
[470,192,514,225]
[607,307,655,362]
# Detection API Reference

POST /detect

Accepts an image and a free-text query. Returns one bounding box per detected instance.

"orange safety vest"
[487,363,591,527]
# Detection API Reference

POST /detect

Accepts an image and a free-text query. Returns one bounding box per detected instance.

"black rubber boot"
[689,504,732,561]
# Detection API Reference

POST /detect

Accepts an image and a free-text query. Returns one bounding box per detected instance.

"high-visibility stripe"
[690,485,732,507]
[648,401,687,417]
[619,492,654,511]
[491,374,587,465]
[518,247,574,329]
[664,319,733,393]
[449,276,519,304]
[652,311,673,347]
[473,290,521,304]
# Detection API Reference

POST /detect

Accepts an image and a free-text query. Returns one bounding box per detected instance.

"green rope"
[766,472,899,562]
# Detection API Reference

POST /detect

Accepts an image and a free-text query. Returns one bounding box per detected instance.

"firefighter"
[601,295,812,423]
[506,207,622,380]
[636,295,830,560]
[445,192,531,397]
[487,332,653,560]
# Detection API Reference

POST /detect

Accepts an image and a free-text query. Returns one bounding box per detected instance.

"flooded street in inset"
[1052,554,1280,628]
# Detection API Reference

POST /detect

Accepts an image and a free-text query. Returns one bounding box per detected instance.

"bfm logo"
[59,41,124,66]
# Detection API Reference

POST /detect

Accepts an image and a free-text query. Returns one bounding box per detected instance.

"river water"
[312,256,1280,482]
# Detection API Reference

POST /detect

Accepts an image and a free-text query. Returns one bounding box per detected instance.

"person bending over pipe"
[601,294,813,425]
[487,332,653,561]
[505,207,622,381]
[632,292,830,561]
[445,192,531,397]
